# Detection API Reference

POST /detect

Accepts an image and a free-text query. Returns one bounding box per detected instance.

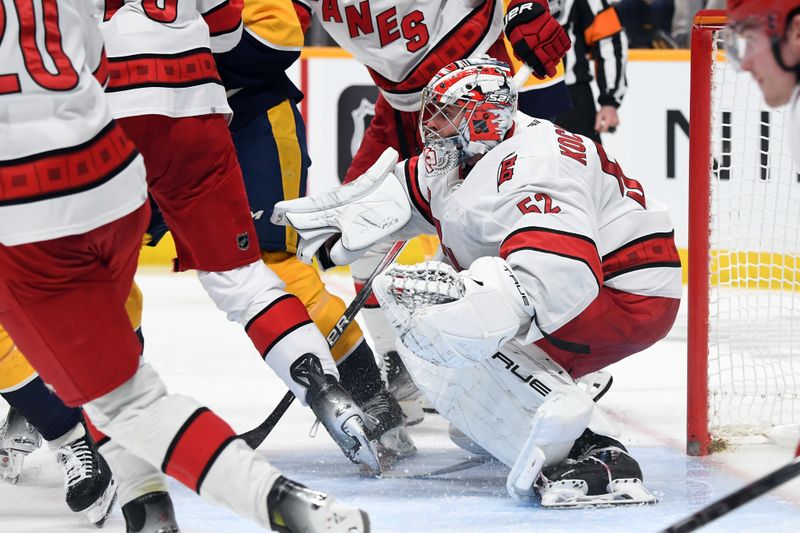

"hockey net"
[687,11,800,456]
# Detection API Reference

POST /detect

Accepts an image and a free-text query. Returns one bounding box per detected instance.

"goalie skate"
[359,389,416,472]
[268,476,370,533]
[0,407,42,484]
[291,354,382,473]
[536,430,657,508]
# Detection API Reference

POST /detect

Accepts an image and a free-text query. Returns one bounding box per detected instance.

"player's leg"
[0,326,118,523]
[93,277,179,532]
[118,113,379,471]
[0,205,368,531]
[1,330,46,483]
[232,99,414,463]
[534,286,681,380]
[344,95,435,424]
[397,340,655,506]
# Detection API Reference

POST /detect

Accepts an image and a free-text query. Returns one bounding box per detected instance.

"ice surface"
[0,270,797,532]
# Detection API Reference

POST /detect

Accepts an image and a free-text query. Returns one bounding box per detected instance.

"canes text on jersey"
[321,1,429,51]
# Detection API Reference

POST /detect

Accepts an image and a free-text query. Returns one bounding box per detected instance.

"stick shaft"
[661,456,800,533]
[240,241,407,448]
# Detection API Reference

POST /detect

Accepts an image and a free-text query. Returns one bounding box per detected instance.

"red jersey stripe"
[202,0,244,37]
[162,408,236,493]
[245,294,314,358]
[602,232,681,280]
[107,48,221,93]
[501,227,602,286]
[93,50,110,86]
[0,121,138,206]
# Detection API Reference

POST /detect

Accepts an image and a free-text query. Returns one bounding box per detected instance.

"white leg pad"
[397,340,593,494]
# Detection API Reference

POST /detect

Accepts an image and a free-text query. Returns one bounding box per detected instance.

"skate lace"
[57,438,94,488]
[586,454,614,487]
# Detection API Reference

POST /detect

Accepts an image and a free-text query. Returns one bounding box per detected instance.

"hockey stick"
[380,456,494,480]
[513,63,532,87]
[660,450,800,533]
[241,240,408,449]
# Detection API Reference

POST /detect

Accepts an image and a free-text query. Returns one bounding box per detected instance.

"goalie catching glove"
[373,257,535,368]
[504,0,571,79]
[271,148,411,267]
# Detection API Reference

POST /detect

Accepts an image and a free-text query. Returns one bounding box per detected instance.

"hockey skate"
[290,354,382,473]
[0,407,42,484]
[268,476,369,533]
[359,388,416,471]
[383,350,424,425]
[122,491,180,533]
[56,423,118,526]
[535,429,657,508]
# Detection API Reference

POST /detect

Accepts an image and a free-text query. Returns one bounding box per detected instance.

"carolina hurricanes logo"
[497,152,517,189]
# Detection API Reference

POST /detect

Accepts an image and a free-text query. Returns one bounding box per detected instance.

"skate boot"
[55,423,118,525]
[383,350,424,425]
[290,354,382,473]
[536,429,657,508]
[268,476,369,533]
[0,407,42,484]
[359,388,416,470]
[122,491,180,533]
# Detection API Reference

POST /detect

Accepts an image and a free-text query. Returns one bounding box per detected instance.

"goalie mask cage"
[687,11,800,456]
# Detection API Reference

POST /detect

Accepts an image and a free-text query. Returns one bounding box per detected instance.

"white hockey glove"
[373,257,535,368]
[271,148,412,266]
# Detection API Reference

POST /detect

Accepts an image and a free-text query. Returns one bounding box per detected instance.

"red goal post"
[687,9,727,457]
[687,10,800,456]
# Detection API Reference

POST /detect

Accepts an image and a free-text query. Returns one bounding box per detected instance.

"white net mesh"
[707,32,800,440]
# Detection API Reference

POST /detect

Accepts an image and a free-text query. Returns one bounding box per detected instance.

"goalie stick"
[661,447,800,533]
[380,456,494,480]
[240,240,408,449]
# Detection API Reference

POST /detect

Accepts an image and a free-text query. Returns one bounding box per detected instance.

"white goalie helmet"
[419,55,518,176]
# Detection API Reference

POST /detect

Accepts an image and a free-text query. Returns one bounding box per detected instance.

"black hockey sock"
[2,376,82,441]
[336,340,383,406]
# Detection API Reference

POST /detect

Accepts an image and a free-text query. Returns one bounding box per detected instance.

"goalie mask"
[420,56,518,176]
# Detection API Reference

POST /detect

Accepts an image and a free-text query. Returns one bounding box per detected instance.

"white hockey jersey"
[394,114,682,343]
[296,0,505,111]
[97,0,244,118]
[0,0,147,246]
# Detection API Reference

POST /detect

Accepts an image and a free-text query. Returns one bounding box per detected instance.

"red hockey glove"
[504,0,571,79]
